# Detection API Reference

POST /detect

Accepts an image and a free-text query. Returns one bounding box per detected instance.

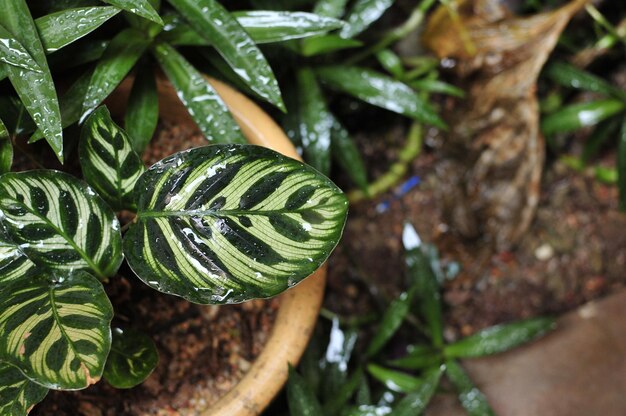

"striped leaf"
[0,171,123,280]
[80,106,146,211]
[0,271,113,390]
[103,328,158,389]
[0,362,48,416]
[0,230,37,285]
[124,145,348,304]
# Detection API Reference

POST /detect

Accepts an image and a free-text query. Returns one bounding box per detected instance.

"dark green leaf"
[82,28,150,119]
[403,223,444,347]
[331,117,368,192]
[411,79,465,98]
[392,366,443,415]
[366,364,423,393]
[0,0,63,162]
[0,230,37,285]
[300,35,362,56]
[299,326,323,396]
[287,365,323,416]
[124,145,348,304]
[376,49,404,79]
[35,7,121,53]
[0,119,12,174]
[297,67,332,175]
[0,24,41,71]
[387,344,441,370]
[581,118,621,162]
[618,118,626,211]
[167,0,284,110]
[321,318,358,402]
[232,11,344,43]
[103,328,158,389]
[152,42,245,144]
[541,99,625,136]
[314,0,349,19]
[0,170,123,280]
[102,0,163,24]
[340,0,394,38]
[0,362,48,415]
[444,317,555,358]
[323,368,363,416]
[317,66,445,128]
[365,292,410,357]
[0,271,113,390]
[46,40,109,71]
[355,375,371,406]
[125,64,158,153]
[80,106,146,211]
[445,360,495,416]
[545,61,626,101]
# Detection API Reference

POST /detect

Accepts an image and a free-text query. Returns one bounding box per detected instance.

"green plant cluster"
[286,223,555,416]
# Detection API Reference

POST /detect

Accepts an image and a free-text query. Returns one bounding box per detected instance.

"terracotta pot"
[109,77,326,415]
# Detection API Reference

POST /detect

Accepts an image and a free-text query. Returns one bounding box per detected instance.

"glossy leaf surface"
[0,271,113,390]
[388,345,441,370]
[103,328,158,389]
[233,11,343,43]
[546,61,626,100]
[393,366,443,415]
[0,119,11,174]
[300,35,362,56]
[124,145,348,304]
[541,99,625,136]
[0,362,48,416]
[0,0,63,161]
[153,42,245,144]
[0,231,37,285]
[82,28,150,119]
[125,65,158,153]
[0,171,123,280]
[314,0,349,19]
[366,292,410,357]
[102,0,163,24]
[445,360,495,416]
[287,366,323,416]
[444,317,555,358]
[367,364,423,393]
[80,107,146,211]
[35,7,121,53]
[0,24,41,71]
[340,0,394,38]
[168,0,284,110]
[330,116,368,192]
[317,66,445,128]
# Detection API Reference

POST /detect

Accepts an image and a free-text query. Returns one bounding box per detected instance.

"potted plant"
[0,1,349,414]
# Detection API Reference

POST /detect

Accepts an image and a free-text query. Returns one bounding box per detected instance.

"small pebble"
[535,243,554,261]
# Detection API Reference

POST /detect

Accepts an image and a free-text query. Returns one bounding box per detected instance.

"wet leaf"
[387,344,441,370]
[296,67,332,175]
[80,107,146,211]
[0,229,37,285]
[125,64,158,154]
[124,145,348,304]
[0,0,63,162]
[314,0,349,19]
[0,24,41,71]
[411,79,465,97]
[102,0,163,24]
[445,360,495,416]
[323,368,363,416]
[545,61,626,101]
[366,292,410,357]
[35,7,121,53]
[444,317,555,358]
[403,223,444,347]
[331,116,369,192]
[618,119,626,211]
[287,365,323,416]
[366,364,423,393]
[392,366,443,415]
[46,40,109,71]
[376,49,404,79]
[103,328,158,389]
[321,318,358,402]
[232,11,344,43]
[168,0,284,111]
[0,362,48,415]
[0,119,12,174]
[152,42,245,144]
[316,66,445,128]
[300,35,362,56]
[341,405,392,416]
[541,99,625,136]
[82,28,150,120]
[340,0,394,39]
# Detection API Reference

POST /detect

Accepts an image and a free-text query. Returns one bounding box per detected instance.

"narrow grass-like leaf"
[232,11,343,43]
[366,292,410,357]
[125,65,158,154]
[403,223,444,347]
[103,328,158,389]
[343,405,392,416]
[445,360,495,416]
[581,118,621,162]
[102,0,163,24]
[82,28,150,120]
[0,0,63,162]
[411,79,465,98]
[317,66,445,128]
[444,317,555,359]
[152,42,245,144]
[287,365,323,416]
[124,145,348,304]
[376,49,404,79]
[331,117,368,191]
[167,0,284,110]
[323,368,363,416]
[297,67,332,175]
[0,171,123,280]
[618,119,626,211]
[46,40,109,72]
[314,0,349,19]
[541,99,625,136]
[300,35,362,56]
[0,362,48,416]
[388,345,441,370]
[340,0,394,38]
[321,319,358,402]
[367,364,423,393]
[35,7,121,53]
[0,271,113,390]
[0,24,41,71]
[80,107,146,211]
[0,119,12,174]
[392,366,443,415]
[545,61,626,101]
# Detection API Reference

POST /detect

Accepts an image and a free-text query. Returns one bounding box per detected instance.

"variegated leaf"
[0,230,36,285]
[124,145,348,304]
[0,362,48,416]
[103,328,158,389]
[0,171,123,280]
[0,271,113,390]
[80,106,146,211]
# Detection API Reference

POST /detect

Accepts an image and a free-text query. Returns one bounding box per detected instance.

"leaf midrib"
[137,206,342,218]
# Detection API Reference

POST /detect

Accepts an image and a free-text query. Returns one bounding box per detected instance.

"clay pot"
[109,77,326,415]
